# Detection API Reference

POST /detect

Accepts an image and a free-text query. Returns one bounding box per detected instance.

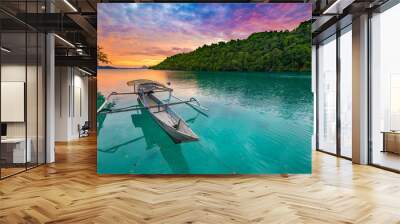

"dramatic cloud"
[123,47,193,57]
[98,3,311,67]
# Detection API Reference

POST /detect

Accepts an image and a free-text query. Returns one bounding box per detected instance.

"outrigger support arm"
[97,91,209,115]
[171,96,209,116]
[99,99,206,114]
[97,91,137,114]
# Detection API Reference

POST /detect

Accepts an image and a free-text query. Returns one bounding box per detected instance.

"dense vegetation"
[97,92,106,110]
[97,92,114,110]
[150,21,311,72]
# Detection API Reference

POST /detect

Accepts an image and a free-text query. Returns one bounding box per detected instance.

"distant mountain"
[97,65,149,69]
[97,65,118,69]
[150,21,311,72]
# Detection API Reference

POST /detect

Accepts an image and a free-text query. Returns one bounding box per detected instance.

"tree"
[150,21,311,72]
[97,46,111,64]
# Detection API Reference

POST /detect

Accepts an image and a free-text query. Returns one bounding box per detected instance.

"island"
[150,21,311,72]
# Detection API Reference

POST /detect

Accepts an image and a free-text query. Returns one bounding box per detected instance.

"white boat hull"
[138,93,199,143]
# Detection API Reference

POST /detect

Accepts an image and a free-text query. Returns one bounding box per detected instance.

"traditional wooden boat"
[98,79,208,143]
[129,79,199,143]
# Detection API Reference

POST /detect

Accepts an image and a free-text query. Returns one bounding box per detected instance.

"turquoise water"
[97,69,313,174]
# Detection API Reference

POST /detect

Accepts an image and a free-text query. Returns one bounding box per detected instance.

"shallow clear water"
[97,69,313,174]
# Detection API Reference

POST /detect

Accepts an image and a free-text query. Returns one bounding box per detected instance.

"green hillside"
[150,21,311,72]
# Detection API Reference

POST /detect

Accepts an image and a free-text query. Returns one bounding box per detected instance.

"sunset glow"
[98,3,311,68]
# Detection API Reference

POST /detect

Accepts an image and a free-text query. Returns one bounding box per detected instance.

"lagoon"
[97,69,313,174]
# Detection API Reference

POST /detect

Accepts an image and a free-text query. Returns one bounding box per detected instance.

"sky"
[98,3,311,68]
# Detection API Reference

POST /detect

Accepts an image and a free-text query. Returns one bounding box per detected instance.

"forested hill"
[150,21,311,72]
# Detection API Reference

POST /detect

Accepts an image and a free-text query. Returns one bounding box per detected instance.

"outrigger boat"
[97,79,208,143]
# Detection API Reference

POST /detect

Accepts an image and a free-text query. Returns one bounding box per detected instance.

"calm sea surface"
[97,69,313,174]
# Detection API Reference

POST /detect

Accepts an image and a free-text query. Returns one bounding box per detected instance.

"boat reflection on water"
[130,107,190,173]
[98,94,207,173]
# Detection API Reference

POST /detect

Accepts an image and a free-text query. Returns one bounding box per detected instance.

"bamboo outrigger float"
[97,79,208,143]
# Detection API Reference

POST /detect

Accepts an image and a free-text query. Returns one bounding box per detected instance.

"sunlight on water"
[97,69,313,174]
